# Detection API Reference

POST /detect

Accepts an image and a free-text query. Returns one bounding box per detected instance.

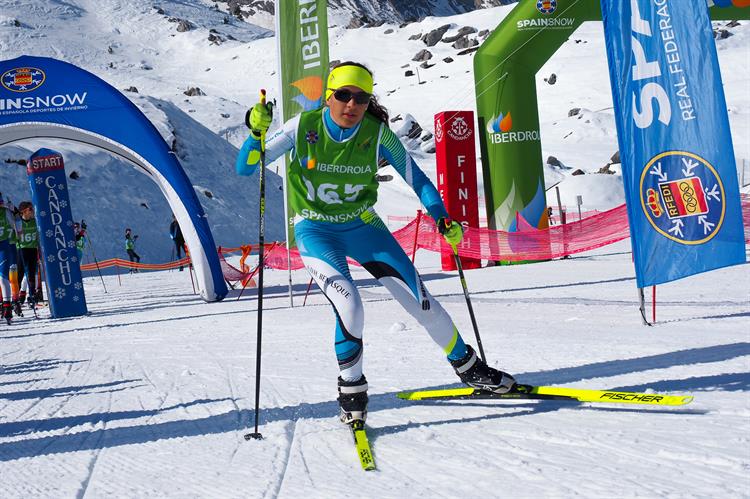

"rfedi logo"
[640,151,725,245]
[291,76,323,111]
[518,0,575,31]
[447,116,472,141]
[536,0,556,14]
[2,67,45,92]
[485,111,539,145]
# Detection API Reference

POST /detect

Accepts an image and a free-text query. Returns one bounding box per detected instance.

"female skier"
[236,62,515,424]
[0,196,18,323]
[16,201,40,310]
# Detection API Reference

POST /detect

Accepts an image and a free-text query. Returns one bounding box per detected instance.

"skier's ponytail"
[366,95,389,125]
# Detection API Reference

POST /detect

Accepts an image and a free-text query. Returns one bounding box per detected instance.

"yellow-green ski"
[350,420,376,471]
[397,384,693,406]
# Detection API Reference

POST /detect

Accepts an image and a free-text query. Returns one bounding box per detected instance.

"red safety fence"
[81,196,750,277]
[395,203,631,262]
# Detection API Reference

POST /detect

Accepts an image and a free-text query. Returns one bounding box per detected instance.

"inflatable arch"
[0,55,228,301]
[474,0,750,233]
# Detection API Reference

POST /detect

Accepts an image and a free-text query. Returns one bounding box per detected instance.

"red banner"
[435,111,481,270]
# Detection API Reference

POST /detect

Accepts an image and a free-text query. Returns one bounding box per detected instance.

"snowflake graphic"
[74,282,82,290]
[71,256,78,263]
[58,184,66,191]
[39,210,47,217]
[73,295,80,302]
[47,254,56,263]
[66,220,73,227]
[35,177,44,185]
[67,240,76,248]
[60,200,68,208]
[54,287,66,299]
[46,229,54,238]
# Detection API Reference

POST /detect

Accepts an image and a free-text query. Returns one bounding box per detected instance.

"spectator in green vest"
[15,201,40,308]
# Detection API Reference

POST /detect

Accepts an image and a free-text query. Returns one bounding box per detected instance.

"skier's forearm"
[378,133,448,222]
[235,116,298,176]
[235,134,262,176]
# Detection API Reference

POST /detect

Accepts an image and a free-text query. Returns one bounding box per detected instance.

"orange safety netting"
[80,196,750,276]
[80,257,191,272]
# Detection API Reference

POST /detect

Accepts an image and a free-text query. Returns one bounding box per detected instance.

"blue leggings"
[295,212,467,382]
[0,239,16,300]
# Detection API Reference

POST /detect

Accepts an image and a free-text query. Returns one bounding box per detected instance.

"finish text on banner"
[600,0,746,287]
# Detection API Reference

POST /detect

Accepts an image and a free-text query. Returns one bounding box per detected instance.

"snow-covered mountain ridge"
[216,0,517,28]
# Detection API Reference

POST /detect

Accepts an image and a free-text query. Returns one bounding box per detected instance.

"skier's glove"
[245,101,273,138]
[437,217,463,247]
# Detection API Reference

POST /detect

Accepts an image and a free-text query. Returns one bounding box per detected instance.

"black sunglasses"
[331,88,371,105]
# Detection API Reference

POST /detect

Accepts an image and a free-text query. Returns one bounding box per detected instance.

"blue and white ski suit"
[236,108,468,381]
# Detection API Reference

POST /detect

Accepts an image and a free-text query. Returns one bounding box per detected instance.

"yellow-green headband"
[326,65,373,100]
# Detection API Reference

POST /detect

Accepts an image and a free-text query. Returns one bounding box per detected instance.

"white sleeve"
[264,114,301,168]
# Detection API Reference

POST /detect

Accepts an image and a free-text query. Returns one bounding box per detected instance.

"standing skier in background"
[236,61,515,424]
[73,222,87,261]
[125,228,140,273]
[0,196,19,323]
[169,214,185,271]
[15,201,40,310]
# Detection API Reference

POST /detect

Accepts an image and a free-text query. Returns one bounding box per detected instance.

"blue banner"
[601,0,746,287]
[27,148,88,318]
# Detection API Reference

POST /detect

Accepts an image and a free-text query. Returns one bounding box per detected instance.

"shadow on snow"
[0,342,747,461]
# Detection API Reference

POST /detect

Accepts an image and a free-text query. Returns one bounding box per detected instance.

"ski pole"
[451,242,487,363]
[245,89,273,441]
[84,221,107,293]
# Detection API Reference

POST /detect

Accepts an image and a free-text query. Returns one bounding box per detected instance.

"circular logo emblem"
[1,67,46,92]
[305,130,319,144]
[640,151,725,245]
[536,0,557,14]
[447,116,472,141]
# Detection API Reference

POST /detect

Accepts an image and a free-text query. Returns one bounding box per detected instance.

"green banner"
[275,0,329,247]
[474,0,599,233]
[473,0,747,233]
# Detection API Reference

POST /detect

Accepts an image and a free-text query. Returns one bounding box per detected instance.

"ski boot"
[450,345,516,394]
[337,376,368,424]
[2,302,12,325]
[18,291,26,304]
[12,300,23,317]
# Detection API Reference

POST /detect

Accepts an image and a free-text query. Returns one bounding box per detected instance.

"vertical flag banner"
[435,111,481,271]
[601,0,746,287]
[27,148,88,318]
[275,0,329,248]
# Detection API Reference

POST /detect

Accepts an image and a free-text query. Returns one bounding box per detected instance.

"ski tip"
[680,395,694,405]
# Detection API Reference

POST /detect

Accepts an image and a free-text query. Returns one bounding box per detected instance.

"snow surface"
[1,244,749,497]
[0,2,749,497]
